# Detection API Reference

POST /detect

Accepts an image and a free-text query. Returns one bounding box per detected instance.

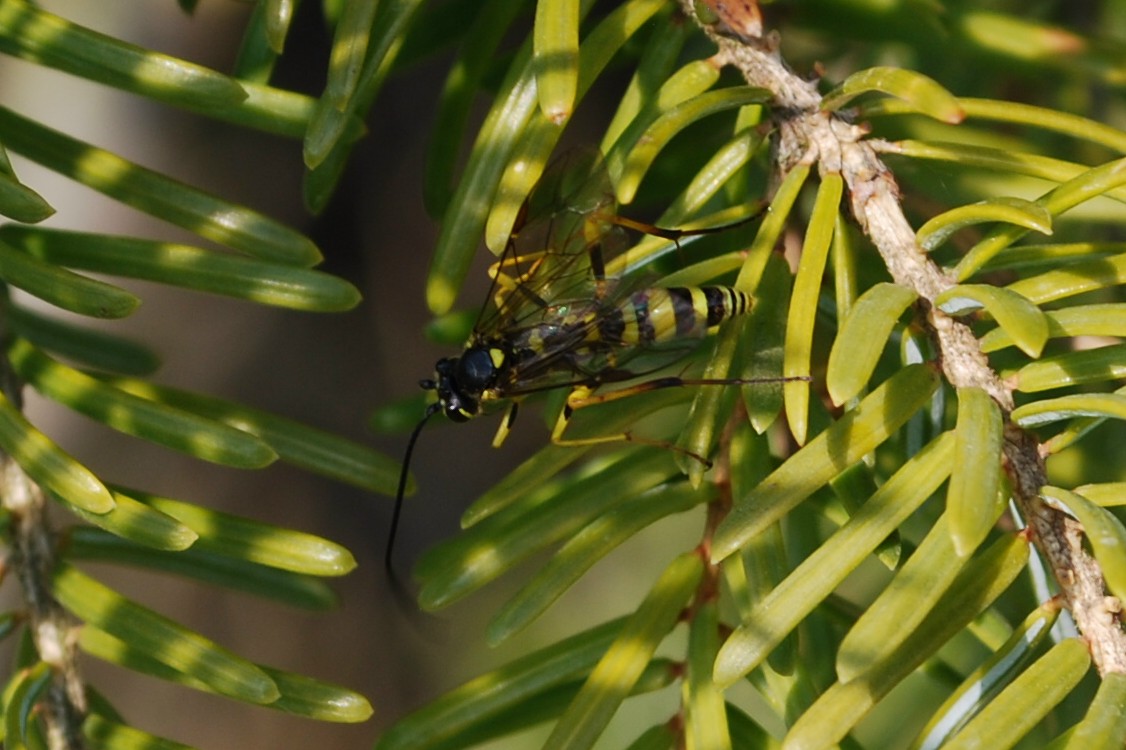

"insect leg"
[489,248,550,310]
[550,373,809,465]
[549,379,717,465]
[606,202,768,242]
[492,401,519,448]
[489,249,549,285]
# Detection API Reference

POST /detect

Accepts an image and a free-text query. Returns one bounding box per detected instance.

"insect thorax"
[430,344,510,422]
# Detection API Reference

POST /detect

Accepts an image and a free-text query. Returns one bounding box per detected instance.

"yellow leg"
[549,373,809,464]
[488,249,549,309]
[488,249,548,284]
[549,381,715,465]
[492,402,519,448]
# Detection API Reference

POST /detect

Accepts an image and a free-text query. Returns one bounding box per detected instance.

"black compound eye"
[457,348,497,390]
[443,403,470,421]
[444,401,472,422]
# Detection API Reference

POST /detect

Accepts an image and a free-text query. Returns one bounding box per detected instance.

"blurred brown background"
[3,1,497,746]
[0,2,701,747]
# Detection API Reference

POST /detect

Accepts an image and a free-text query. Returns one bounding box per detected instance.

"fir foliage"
[1,1,1125,749]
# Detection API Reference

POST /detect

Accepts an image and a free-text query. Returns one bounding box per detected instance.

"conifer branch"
[3,455,87,750]
[686,0,1126,676]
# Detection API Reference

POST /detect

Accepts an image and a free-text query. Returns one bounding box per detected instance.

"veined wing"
[469,149,751,398]
[489,283,734,399]
[472,148,622,346]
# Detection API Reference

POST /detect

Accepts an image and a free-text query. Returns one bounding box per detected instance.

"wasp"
[387,150,786,570]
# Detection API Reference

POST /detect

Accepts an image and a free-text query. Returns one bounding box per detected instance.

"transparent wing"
[471,149,718,398]
[472,148,619,349]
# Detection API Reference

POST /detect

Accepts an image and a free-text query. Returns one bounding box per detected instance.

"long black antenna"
[385,402,440,575]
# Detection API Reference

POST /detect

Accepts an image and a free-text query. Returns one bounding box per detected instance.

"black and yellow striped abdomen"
[595,286,752,346]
